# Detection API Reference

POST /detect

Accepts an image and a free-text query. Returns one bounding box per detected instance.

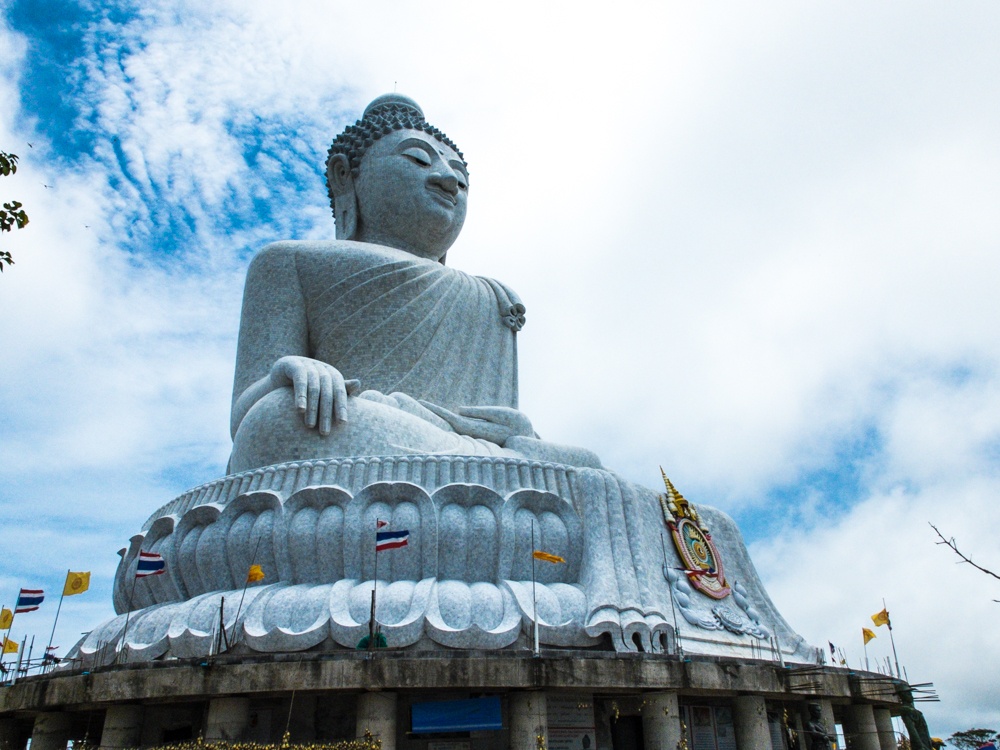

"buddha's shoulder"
[251,240,442,271]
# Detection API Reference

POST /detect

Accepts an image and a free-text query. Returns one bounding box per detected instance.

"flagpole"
[12,636,25,685]
[370,523,380,654]
[863,635,869,671]
[230,536,264,647]
[883,598,901,678]
[44,570,70,672]
[0,608,16,678]
[217,596,227,654]
[24,636,34,677]
[118,567,141,665]
[660,534,683,657]
[531,520,539,657]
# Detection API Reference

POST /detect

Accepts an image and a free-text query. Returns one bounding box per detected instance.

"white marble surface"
[69,456,819,665]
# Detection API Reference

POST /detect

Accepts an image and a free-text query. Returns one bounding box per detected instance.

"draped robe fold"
[229,241,532,471]
[293,243,520,409]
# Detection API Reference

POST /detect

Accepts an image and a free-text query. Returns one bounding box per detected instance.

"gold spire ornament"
[659,467,731,600]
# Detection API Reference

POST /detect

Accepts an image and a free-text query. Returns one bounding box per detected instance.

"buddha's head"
[326,94,469,263]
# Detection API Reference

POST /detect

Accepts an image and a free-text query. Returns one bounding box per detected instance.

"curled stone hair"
[325,93,467,214]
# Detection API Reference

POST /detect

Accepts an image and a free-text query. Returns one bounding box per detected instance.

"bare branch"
[929,523,1000,586]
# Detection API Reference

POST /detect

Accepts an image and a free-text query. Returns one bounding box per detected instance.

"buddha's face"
[353,129,469,261]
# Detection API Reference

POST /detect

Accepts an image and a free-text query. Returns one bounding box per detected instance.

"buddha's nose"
[428,170,459,197]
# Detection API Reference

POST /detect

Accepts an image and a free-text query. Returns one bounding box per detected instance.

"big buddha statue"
[74,95,819,664]
[229,94,601,474]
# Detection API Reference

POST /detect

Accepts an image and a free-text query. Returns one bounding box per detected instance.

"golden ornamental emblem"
[659,468,731,600]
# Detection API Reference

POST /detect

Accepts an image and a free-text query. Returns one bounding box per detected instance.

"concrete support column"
[205,698,250,742]
[642,692,682,750]
[30,712,72,750]
[100,705,143,750]
[872,708,896,750]
[509,692,547,750]
[817,700,836,740]
[594,700,614,750]
[842,704,880,750]
[732,696,770,750]
[357,692,397,750]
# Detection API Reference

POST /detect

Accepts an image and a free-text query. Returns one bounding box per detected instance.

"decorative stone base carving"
[69,456,820,664]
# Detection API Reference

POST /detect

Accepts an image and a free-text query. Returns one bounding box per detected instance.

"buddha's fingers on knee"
[289,368,310,412]
[345,379,361,395]
[271,356,311,412]
[326,370,347,426]
[305,364,321,428]
[318,370,334,435]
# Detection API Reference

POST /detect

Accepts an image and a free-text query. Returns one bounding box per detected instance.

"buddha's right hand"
[269,356,361,435]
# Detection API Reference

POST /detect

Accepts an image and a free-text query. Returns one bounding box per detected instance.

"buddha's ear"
[327,153,357,240]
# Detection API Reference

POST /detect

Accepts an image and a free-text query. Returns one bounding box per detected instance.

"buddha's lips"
[426,186,458,206]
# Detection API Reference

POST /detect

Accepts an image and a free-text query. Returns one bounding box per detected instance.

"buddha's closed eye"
[401,147,432,166]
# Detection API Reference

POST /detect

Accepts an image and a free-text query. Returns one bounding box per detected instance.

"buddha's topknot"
[326,94,466,212]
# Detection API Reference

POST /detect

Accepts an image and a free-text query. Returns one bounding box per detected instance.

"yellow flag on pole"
[871,608,890,627]
[862,627,876,645]
[0,608,12,630]
[532,550,566,564]
[2,637,19,654]
[246,564,265,583]
[63,571,91,596]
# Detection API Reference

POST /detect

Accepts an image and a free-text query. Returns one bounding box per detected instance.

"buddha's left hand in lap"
[418,403,535,445]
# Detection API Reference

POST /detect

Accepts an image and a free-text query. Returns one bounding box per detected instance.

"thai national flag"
[15,588,44,613]
[375,528,409,552]
[136,551,166,577]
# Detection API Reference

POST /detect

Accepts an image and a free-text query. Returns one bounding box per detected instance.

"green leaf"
[0,151,17,176]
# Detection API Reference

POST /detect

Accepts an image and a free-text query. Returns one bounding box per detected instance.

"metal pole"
[118,569,140,664]
[218,596,227,653]
[883,598,901,678]
[44,571,69,673]
[661,534,683,657]
[531,520,539,656]
[0,608,17,678]
[370,522,380,653]
[231,536,263,646]
[24,636,34,676]
[12,636,25,685]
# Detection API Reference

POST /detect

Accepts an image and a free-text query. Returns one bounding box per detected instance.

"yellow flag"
[871,608,890,627]
[532,550,566,564]
[862,627,876,645]
[63,571,91,597]
[246,564,265,583]
[0,608,12,630]
[2,637,19,654]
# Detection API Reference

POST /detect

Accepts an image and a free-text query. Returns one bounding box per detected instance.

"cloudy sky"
[2,0,998,739]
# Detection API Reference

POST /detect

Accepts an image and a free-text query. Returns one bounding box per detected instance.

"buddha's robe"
[229,241,597,473]
[295,242,522,409]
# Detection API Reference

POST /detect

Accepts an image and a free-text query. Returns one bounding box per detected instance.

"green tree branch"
[1,150,30,272]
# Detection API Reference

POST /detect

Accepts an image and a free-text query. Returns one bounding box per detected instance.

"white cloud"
[2,0,1000,737]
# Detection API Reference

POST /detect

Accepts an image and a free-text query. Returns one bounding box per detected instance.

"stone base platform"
[0,651,909,750]
[94,455,820,663]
